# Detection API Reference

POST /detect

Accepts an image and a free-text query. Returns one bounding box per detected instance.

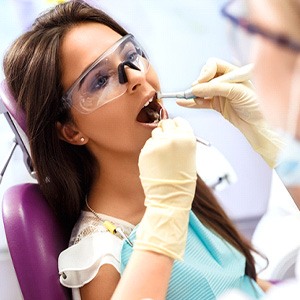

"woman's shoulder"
[58,210,135,288]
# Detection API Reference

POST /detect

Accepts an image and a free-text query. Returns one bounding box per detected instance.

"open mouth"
[136,93,163,124]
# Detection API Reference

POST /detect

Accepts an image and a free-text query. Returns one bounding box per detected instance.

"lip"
[136,91,168,128]
[140,91,157,111]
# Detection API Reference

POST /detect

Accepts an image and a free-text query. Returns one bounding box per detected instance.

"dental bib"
[121,211,264,299]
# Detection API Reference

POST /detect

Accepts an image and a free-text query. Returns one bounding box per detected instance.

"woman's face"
[249,0,300,135]
[60,22,167,155]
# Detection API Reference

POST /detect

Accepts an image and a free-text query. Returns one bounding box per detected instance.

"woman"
[3,1,266,299]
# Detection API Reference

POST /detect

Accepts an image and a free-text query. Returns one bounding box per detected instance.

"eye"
[126,51,139,62]
[90,75,109,92]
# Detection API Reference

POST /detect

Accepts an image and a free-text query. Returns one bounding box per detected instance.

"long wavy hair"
[3,0,259,280]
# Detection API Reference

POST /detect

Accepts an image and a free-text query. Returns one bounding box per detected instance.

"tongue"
[137,107,159,123]
[137,107,149,123]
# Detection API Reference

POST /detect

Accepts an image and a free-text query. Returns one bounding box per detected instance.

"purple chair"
[2,184,71,300]
[0,81,71,299]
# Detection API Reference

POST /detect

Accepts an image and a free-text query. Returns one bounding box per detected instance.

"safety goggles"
[221,0,300,65]
[62,34,149,114]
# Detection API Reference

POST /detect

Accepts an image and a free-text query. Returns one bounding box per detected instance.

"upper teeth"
[144,97,154,107]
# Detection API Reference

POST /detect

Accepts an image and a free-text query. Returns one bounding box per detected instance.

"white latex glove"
[135,117,197,261]
[176,58,284,168]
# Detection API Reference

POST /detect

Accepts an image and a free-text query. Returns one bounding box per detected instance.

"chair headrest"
[0,80,27,133]
[0,79,35,178]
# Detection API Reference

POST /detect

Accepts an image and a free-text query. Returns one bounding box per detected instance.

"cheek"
[253,39,296,130]
[73,104,125,135]
[71,101,144,151]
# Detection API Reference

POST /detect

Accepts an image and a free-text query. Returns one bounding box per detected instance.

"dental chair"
[0,80,71,300]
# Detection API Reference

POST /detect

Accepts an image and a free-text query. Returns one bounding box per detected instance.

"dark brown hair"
[3,0,258,280]
[4,0,128,232]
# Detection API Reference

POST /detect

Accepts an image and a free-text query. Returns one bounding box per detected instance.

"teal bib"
[121,211,264,299]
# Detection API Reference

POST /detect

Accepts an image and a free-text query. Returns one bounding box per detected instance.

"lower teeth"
[145,107,160,123]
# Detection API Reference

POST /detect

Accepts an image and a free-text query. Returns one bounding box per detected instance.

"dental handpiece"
[158,63,254,99]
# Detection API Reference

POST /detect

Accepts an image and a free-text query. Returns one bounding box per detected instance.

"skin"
[249,0,300,208]
[59,23,161,224]
[249,0,300,137]
[256,278,272,293]
[58,22,172,300]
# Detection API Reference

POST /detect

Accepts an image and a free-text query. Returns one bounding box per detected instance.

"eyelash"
[93,75,109,90]
[88,48,141,92]
[126,51,139,62]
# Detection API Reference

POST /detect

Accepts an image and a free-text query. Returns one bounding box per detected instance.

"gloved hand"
[176,58,284,168]
[135,117,197,261]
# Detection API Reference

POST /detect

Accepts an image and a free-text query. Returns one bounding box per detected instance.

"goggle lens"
[63,34,149,114]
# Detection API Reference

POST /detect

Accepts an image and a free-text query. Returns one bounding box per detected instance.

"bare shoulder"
[80,264,120,300]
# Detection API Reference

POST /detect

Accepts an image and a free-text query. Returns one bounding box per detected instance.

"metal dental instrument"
[195,137,211,147]
[158,88,195,99]
[159,108,163,121]
[158,63,254,99]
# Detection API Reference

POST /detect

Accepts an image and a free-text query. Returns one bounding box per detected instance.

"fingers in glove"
[159,118,177,132]
[151,117,194,139]
[155,118,195,137]
[176,98,213,109]
[194,58,239,84]
[150,119,174,139]
[176,99,198,108]
[173,117,195,133]
[192,81,250,101]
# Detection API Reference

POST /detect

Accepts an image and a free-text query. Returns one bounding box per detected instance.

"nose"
[118,61,141,84]
[118,61,146,93]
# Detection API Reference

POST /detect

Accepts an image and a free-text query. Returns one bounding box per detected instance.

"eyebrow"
[78,59,108,89]
[77,40,132,89]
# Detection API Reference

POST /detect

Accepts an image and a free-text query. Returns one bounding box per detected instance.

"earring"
[80,137,85,143]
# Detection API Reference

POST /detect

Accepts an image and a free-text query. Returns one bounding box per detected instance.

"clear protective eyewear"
[62,34,149,114]
[221,0,300,65]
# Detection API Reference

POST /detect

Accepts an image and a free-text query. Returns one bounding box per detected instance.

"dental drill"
[158,63,254,99]
[157,64,254,147]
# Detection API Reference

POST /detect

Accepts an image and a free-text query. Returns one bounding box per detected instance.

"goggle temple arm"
[118,61,141,84]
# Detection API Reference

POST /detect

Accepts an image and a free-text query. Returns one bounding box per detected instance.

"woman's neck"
[87,149,146,225]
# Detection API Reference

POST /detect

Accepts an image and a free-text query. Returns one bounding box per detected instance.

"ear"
[56,121,88,145]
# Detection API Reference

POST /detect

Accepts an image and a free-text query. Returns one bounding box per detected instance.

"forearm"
[257,278,273,293]
[112,118,196,300]
[112,250,174,300]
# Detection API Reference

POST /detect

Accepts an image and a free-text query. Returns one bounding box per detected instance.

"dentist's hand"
[135,117,197,261]
[176,58,284,168]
